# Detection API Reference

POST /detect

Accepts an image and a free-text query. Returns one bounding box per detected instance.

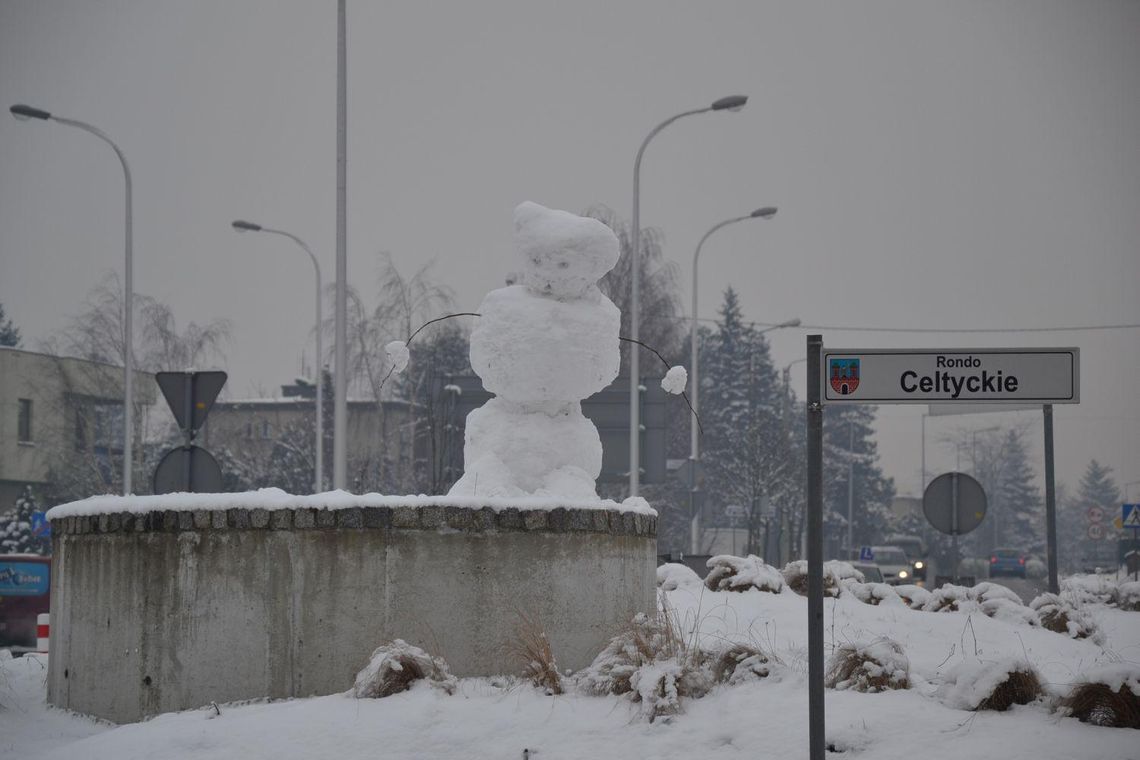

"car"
[990,548,1027,578]
[870,546,913,585]
[850,562,884,584]
[885,534,928,581]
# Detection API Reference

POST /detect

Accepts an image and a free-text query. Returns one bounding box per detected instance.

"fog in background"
[2,0,1137,496]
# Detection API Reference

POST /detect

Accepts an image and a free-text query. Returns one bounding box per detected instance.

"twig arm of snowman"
[380,312,482,392]
[618,336,702,437]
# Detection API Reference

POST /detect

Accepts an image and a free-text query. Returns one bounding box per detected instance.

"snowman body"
[449,202,621,500]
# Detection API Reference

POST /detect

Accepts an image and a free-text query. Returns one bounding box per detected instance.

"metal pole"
[333,0,348,489]
[806,334,825,760]
[1044,404,1059,593]
[847,421,854,559]
[951,471,959,584]
[314,256,323,492]
[630,106,712,498]
[183,373,193,491]
[920,413,926,494]
[50,117,134,494]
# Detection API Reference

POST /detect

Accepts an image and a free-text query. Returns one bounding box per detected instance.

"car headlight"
[898,570,908,579]
[914,561,924,569]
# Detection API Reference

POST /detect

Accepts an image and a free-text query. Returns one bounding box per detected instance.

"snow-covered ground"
[3,576,1138,760]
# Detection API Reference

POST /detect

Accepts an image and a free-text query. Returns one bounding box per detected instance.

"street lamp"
[629,95,749,498]
[10,104,136,495]
[232,220,325,493]
[685,206,786,554]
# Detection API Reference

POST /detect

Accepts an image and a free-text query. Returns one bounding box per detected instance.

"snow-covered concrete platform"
[46,492,656,723]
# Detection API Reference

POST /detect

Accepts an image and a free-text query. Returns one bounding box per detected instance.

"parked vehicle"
[989,548,1027,578]
[0,554,51,652]
[850,562,884,584]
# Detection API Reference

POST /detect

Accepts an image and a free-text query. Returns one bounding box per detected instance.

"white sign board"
[822,348,1079,405]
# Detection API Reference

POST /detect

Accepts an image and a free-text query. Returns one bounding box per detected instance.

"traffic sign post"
[922,471,987,584]
[1125,504,1140,581]
[153,371,227,494]
[804,339,1081,760]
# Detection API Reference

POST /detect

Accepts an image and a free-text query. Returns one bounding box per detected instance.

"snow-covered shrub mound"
[1025,558,1046,579]
[709,643,774,686]
[1114,581,1140,612]
[841,579,904,606]
[894,584,931,610]
[578,612,710,721]
[783,560,864,597]
[705,555,785,593]
[924,584,975,613]
[1029,593,1103,643]
[969,583,1038,626]
[1058,665,1140,729]
[657,562,702,591]
[936,658,1044,711]
[352,639,457,698]
[1061,575,1117,606]
[825,639,909,693]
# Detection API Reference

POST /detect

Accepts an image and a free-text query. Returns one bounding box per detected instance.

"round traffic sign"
[1087,523,1106,541]
[923,472,987,536]
[153,445,224,494]
[1087,506,1105,524]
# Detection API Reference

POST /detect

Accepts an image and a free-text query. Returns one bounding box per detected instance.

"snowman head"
[514,201,620,300]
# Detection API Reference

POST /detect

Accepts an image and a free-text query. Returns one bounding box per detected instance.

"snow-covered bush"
[825,639,909,693]
[1114,581,1140,612]
[352,639,457,698]
[783,560,864,597]
[709,643,774,686]
[969,583,1038,625]
[894,584,931,610]
[924,584,974,613]
[1025,558,1047,579]
[578,612,710,721]
[840,580,904,607]
[936,658,1044,711]
[705,555,784,594]
[1061,575,1117,606]
[1058,665,1140,729]
[1029,593,1103,643]
[656,562,703,592]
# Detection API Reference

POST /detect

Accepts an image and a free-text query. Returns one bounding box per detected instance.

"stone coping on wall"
[46,487,656,521]
[50,503,656,538]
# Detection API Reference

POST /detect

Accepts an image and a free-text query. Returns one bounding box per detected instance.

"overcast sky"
[2,0,1137,498]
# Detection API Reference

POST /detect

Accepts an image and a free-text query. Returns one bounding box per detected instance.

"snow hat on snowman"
[514,201,620,300]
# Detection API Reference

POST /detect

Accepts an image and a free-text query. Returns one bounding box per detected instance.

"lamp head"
[751,206,778,219]
[711,95,748,112]
[10,104,52,121]
[232,220,262,232]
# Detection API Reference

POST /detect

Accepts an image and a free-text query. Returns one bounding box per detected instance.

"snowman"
[447,201,621,500]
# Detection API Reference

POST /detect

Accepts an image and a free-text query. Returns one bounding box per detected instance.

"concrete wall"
[47,504,656,723]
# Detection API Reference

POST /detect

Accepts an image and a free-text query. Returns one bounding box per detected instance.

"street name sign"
[822,348,1079,405]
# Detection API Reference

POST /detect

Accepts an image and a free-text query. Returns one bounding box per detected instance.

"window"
[261,420,271,439]
[18,399,32,442]
[74,400,125,452]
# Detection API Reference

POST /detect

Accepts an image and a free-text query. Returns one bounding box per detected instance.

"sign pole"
[1043,404,1059,594]
[182,373,194,492]
[950,472,959,584]
[806,334,824,760]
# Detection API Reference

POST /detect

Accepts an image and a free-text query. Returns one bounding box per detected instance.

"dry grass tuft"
[508,613,563,695]
[825,639,910,693]
[710,643,771,685]
[1060,682,1140,729]
[1030,593,1101,641]
[352,639,457,699]
[976,668,1044,711]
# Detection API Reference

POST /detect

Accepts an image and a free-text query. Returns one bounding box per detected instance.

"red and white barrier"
[37,613,49,653]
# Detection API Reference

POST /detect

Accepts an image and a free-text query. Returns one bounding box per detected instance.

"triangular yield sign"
[156,371,228,434]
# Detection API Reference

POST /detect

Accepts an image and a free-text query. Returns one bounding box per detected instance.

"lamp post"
[629,94,748,498]
[232,220,324,493]
[10,104,136,495]
[687,208,779,552]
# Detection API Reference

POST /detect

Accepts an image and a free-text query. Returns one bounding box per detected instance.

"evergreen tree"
[0,302,19,347]
[1074,459,1120,567]
[822,404,895,557]
[995,429,1040,554]
[0,487,49,555]
[700,288,784,555]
